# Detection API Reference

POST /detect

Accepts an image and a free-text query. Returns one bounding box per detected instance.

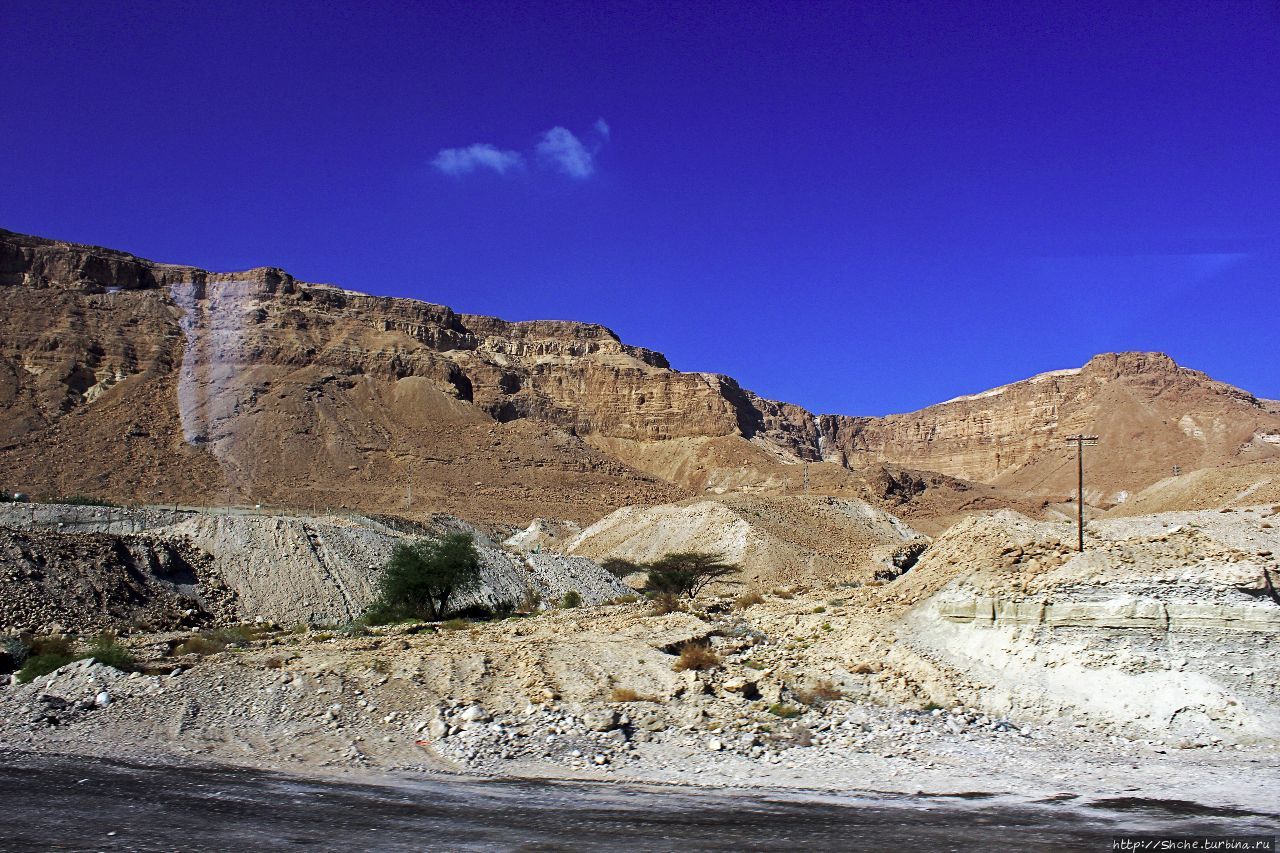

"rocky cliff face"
[819,353,1280,504]
[2,228,1274,524]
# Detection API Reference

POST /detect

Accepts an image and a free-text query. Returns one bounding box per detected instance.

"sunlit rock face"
[1,228,1276,526]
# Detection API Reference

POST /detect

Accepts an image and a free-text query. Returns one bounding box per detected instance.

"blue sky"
[3,1,1278,415]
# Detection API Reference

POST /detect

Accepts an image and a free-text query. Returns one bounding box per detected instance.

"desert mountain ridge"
[2,227,1277,527]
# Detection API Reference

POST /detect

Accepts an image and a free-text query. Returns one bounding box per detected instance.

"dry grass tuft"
[174,635,226,656]
[649,592,683,616]
[733,592,765,610]
[794,678,843,705]
[609,687,657,703]
[673,642,720,672]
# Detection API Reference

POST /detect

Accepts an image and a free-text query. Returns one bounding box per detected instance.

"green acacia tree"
[644,552,741,599]
[367,533,482,622]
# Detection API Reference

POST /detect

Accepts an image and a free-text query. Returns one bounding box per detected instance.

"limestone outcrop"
[894,508,1280,744]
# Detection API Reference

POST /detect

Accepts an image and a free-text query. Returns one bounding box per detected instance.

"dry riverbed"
[2,595,1278,818]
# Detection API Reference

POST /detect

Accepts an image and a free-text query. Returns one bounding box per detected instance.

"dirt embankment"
[0,504,628,632]
[0,527,234,634]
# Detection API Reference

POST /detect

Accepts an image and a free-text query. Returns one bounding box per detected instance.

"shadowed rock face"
[1,228,1275,525]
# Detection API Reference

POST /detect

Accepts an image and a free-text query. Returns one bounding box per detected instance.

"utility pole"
[1065,434,1099,552]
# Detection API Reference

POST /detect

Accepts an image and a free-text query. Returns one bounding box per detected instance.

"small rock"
[459,705,491,724]
[707,737,725,751]
[583,708,618,732]
[94,691,111,709]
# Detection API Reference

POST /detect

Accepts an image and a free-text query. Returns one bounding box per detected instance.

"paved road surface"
[0,750,1275,851]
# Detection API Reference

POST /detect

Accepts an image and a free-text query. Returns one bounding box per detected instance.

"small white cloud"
[536,126,594,179]
[432,143,524,176]
[594,117,610,140]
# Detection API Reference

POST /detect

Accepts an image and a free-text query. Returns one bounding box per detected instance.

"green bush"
[83,632,134,671]
[14,635,91,681]
[16,652,79,683]
[768,702,803,719]
[364,533,481,623]
[560,590,582,609]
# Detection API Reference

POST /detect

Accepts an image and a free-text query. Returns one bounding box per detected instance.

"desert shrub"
[811,605,826,614]
[441,618,471,631]
[173,625,264,656]
[673,642,720,672]
[15,652,78,683]
[215,625,266,644]
[768,702,802,719]
[312,632,334,642]
[263,656,285,669]
[794,679,842,706]
[365,533,481,623]
[560,590,582,609]
[609,594,640,605]
[600,558,643,578]
[0,636,29,674]
[54,495,119,507]
[15,636,79,682]
[519,586,543,613]
[174,634,226,656]
[771,588,794,600]
[29,636,74,657]
[609,687,657,703]
[648,592,683,616]
[733,592,765,610]
[83,632,134,671]
[849,662,878,674]
[644,552,741,599]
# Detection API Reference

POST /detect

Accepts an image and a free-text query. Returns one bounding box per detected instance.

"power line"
[1064,434,1099,552]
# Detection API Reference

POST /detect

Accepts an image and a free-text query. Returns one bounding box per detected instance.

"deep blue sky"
[4,1,1278,415]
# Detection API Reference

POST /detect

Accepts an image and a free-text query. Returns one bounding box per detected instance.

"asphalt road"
[0,750,1275,852]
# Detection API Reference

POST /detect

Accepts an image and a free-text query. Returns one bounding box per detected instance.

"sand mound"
[566,494,923,587]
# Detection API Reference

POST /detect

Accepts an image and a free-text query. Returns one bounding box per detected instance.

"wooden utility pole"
[1065,434,1099,552]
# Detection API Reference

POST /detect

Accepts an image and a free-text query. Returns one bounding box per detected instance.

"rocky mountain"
[1,228,1274,525]
[820,353,1280,505]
